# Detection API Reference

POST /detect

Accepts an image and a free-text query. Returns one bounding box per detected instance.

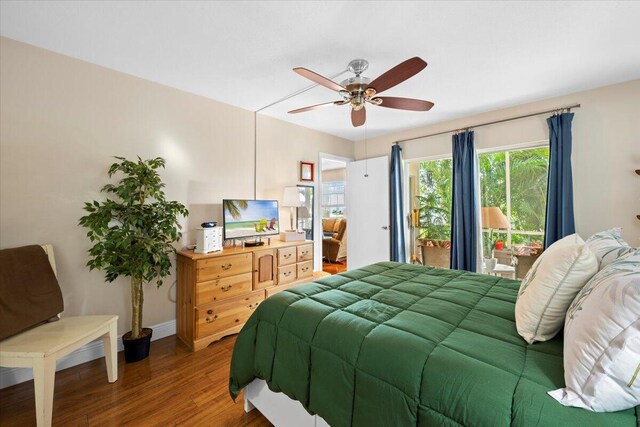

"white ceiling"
[2,1,640,141]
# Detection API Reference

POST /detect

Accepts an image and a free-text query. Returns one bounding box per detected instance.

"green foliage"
[79,157,188,337]
[507,148,548,233]
[417,147,549,246]
[417,159,452,240]
[479,148,548,234]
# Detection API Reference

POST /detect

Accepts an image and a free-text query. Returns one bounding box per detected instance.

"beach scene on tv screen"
[223,200,280,239]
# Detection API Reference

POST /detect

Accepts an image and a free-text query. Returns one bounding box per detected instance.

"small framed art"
[300,161,314,182]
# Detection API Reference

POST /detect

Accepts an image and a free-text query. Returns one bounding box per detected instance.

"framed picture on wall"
[300,161,314,182]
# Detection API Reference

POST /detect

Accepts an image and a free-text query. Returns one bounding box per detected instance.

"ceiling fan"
[288,57,434,127]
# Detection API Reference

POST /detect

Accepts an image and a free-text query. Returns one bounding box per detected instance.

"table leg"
[33,356,56,427]
[102,319,118,383]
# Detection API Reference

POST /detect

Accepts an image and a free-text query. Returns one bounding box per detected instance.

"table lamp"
[283,187,302,232]
[481,207,509,269]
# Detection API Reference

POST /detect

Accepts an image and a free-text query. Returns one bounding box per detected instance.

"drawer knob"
[302,267,309,272]
[207,309,213,315]
[221,263,233,270]
[248,302,260,310]
[284,254,291,259]
[206,314,218,323]
[221,285,232,292]
[284,271,291,277]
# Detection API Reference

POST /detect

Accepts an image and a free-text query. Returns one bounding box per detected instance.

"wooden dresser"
[176,240,314,351]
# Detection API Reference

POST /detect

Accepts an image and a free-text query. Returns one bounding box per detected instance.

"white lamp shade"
[283,187,302,207]
[481,207,510,229]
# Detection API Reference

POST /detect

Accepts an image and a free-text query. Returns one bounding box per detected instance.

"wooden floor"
[0,335,272,427]
[322,259,347,275]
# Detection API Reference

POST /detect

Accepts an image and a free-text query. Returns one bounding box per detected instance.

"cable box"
[244,241,265,247]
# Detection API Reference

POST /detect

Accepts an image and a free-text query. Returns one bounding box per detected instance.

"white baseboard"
[0,319,176,389]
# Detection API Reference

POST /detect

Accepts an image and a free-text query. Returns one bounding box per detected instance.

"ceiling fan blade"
[288,101,344,114]
[367,57,427,94]
[351,107,366,127]
[376,97,434,111]
[293,67,345,92]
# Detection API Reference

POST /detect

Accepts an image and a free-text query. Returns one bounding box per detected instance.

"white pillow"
[586,228,634,269]
[515,234,598,344]
[549,249,640,412]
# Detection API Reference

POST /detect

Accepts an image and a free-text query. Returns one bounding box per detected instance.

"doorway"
[318,154,351,274]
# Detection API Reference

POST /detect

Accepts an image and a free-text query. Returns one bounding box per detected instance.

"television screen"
[222,199,280,240]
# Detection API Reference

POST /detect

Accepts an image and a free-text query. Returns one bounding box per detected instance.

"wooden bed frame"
[244,379,330,427]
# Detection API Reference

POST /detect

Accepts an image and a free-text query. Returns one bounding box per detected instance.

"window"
[416,158,453,241]
[322,181,346,218]
[412,145,549,273]
[479,146,549,249]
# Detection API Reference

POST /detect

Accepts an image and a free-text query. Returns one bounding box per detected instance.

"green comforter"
[229,262,639,426]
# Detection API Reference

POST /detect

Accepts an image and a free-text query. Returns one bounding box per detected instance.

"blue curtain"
[544,113,576,249]
[450,131,478,272]
[390,144,406,262]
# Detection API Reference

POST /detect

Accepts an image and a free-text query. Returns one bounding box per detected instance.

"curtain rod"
[396,104,581,144]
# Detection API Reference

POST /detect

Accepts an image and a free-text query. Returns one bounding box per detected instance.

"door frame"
[316,152,353,271]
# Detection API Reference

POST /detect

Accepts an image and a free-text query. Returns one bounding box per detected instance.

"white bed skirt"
[244,378,330,427]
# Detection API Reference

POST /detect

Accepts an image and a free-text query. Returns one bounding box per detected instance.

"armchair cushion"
[322,218,337,233]
[0,245,64,340]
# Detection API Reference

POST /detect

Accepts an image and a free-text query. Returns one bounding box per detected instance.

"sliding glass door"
[411,145,548,274]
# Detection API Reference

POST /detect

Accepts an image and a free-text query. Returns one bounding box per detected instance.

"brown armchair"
[322,218,347,262]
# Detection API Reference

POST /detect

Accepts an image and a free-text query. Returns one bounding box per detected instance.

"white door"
[347,156,390,269]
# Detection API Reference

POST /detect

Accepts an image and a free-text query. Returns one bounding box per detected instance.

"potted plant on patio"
[79,156,188,362]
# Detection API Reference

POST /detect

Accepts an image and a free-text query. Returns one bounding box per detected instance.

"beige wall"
[321,167,346,182]
[355,79,640,245]
[0,37,353,335]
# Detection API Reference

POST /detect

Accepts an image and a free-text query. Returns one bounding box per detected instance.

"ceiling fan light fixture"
[289,57,433,127]
[364,87,377,97]
[339,90,351,100]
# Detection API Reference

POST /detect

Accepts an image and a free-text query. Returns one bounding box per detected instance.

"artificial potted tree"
[80,157,188,362]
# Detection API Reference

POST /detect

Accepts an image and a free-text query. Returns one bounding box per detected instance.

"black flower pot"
[122,328,153,363]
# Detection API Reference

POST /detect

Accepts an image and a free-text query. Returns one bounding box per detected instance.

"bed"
[229,262,639,426]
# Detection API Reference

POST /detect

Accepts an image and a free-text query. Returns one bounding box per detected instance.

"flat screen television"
[222,199,280,240]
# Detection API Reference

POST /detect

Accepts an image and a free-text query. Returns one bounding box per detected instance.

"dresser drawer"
[297,261,313,279]
[195,272,252,305]
[278,246,297,266]
[297,244,313,262]
[195,290,264,339]
[278,264,297,285]
[196,253,252,282]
